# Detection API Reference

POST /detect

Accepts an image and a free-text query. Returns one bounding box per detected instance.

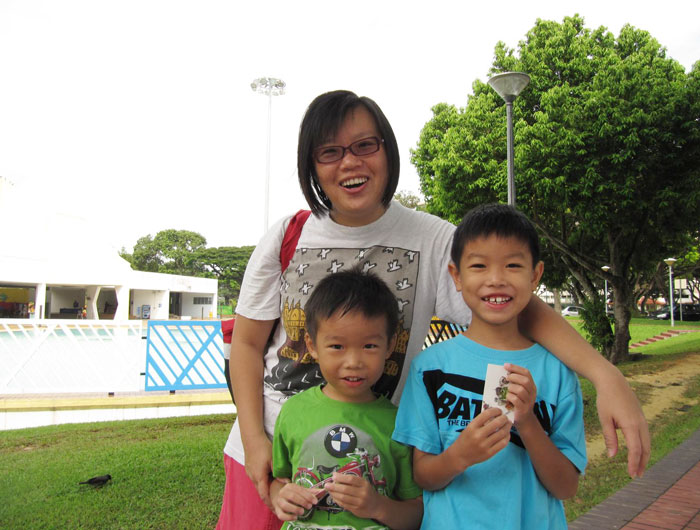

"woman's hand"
[595,371,650,477]
[243,434,275,508]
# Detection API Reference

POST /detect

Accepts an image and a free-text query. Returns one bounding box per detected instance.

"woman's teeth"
[342,177,368,189]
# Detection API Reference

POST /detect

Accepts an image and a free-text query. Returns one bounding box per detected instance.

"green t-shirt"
[273,385,421,530]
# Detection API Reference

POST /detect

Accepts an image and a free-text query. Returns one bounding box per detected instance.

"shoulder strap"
[280,209,311,272]
[222,209,310,343]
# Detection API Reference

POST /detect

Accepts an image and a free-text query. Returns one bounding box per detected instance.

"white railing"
[0,319,146,394]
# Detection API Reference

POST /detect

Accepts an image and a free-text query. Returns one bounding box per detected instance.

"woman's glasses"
[314,137,384,164]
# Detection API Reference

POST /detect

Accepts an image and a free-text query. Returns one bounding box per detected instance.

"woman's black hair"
[297,90,400,217]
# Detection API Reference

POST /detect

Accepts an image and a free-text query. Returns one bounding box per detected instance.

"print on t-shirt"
[264,245,418,400]
[291,423,387,521]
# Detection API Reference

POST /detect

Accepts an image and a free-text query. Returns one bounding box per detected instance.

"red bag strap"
[221,209,310,340]
[280,209,311,272]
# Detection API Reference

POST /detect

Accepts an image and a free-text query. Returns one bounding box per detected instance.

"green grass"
[0,415,233,529]
[564,316,700,343]
[565,372,700,521]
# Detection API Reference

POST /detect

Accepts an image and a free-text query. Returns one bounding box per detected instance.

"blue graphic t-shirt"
[393,335,587,530]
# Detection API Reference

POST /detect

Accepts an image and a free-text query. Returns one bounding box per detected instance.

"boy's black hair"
[297,90,400,217]
[451,203,541,269]
[304,268,399,342]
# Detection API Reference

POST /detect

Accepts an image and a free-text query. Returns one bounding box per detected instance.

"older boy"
[270,269,423,530]
[393,204,586,529]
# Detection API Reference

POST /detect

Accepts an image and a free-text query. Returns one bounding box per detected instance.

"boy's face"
[448,234,544,331]
[305,309,396,403]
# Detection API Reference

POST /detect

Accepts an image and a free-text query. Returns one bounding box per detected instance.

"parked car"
[561,305,584,317]
[647,304,700,321]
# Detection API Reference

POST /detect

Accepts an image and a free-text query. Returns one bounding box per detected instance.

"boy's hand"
[454,406,511,467]
[504,363,538,429]
[323,472,383,520]
[271,481,322,521]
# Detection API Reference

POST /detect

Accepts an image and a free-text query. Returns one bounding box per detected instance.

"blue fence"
[144,320,225,391]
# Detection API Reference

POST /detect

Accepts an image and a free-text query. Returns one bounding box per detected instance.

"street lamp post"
[251,77,286,233]
[601,265,611,315]
[487,72,531,206]
[664,258,677,327]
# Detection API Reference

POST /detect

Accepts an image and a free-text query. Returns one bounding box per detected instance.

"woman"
[217,90,649,529]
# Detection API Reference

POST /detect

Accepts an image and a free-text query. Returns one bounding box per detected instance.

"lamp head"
[487,72,531,103]
[601,265,611,273]
[251,77,286,96]
[664,258,677,268]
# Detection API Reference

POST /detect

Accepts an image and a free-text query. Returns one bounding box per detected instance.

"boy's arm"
[230,314,277,506]
[412,407,511,491]
[519,296,650,477]
[323,473,423,530]
[516,418,580,499]
[506,364,579,499]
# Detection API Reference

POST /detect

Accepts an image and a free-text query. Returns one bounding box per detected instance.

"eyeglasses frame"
[313,136,384,164]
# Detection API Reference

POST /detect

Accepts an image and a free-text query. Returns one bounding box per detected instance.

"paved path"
[570,428,700,529]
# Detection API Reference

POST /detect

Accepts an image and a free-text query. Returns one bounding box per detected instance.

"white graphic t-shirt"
[224,201,471,463]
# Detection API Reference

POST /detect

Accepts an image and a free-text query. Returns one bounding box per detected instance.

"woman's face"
[313,106,389,227]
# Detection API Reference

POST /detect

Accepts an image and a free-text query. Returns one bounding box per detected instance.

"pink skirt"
[216,454,283,530]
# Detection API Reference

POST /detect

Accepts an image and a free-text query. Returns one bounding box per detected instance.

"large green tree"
[120,229,208,276]
[413,15,700,363]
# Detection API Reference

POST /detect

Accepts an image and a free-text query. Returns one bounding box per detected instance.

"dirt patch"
[586,353,700,458]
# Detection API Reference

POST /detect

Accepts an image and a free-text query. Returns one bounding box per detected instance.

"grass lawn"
[2,319,700,528]
[0,415,233,529]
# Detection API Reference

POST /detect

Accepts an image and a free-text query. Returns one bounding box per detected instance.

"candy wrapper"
[483,364,514,420]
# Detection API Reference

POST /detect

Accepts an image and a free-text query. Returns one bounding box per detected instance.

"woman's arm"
[519,296,650,477]
[230,314,277,507]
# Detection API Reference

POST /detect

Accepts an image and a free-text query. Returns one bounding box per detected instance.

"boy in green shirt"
[270,269,423,529]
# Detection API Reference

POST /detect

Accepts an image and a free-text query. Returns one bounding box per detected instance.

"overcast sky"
[1,0,698,252]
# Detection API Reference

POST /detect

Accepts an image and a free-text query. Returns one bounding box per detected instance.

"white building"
[0,176,217,320]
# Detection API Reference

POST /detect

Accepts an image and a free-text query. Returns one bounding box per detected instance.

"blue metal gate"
[144,320,225,391]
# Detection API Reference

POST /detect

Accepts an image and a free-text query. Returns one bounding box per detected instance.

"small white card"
[483,364,514,420]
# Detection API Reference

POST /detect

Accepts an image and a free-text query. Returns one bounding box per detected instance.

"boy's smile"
[449,234,544,348]
[305,309,395,403]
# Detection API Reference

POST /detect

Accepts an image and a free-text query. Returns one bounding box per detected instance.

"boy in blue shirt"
[393,204,586,529]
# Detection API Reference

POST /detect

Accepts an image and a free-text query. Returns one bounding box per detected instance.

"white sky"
[1,0,698,251]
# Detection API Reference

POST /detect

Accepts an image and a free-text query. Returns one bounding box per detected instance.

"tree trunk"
[552,287,562,314]
[609,279,632,364]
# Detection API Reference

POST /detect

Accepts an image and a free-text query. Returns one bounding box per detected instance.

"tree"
[197,246,255,305]
[394,190,423,210]
[121,229,207,276]
[412,15,700,363]
[121,231,255,309]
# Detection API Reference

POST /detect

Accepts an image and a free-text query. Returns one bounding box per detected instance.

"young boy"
[393,204,587,529]
[270,269,423,530]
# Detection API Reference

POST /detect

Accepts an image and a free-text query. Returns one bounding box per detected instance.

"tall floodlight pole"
[664,258,677,327]
[487,72,531,206]
[251,77,286,233]
[601,265,611,315]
